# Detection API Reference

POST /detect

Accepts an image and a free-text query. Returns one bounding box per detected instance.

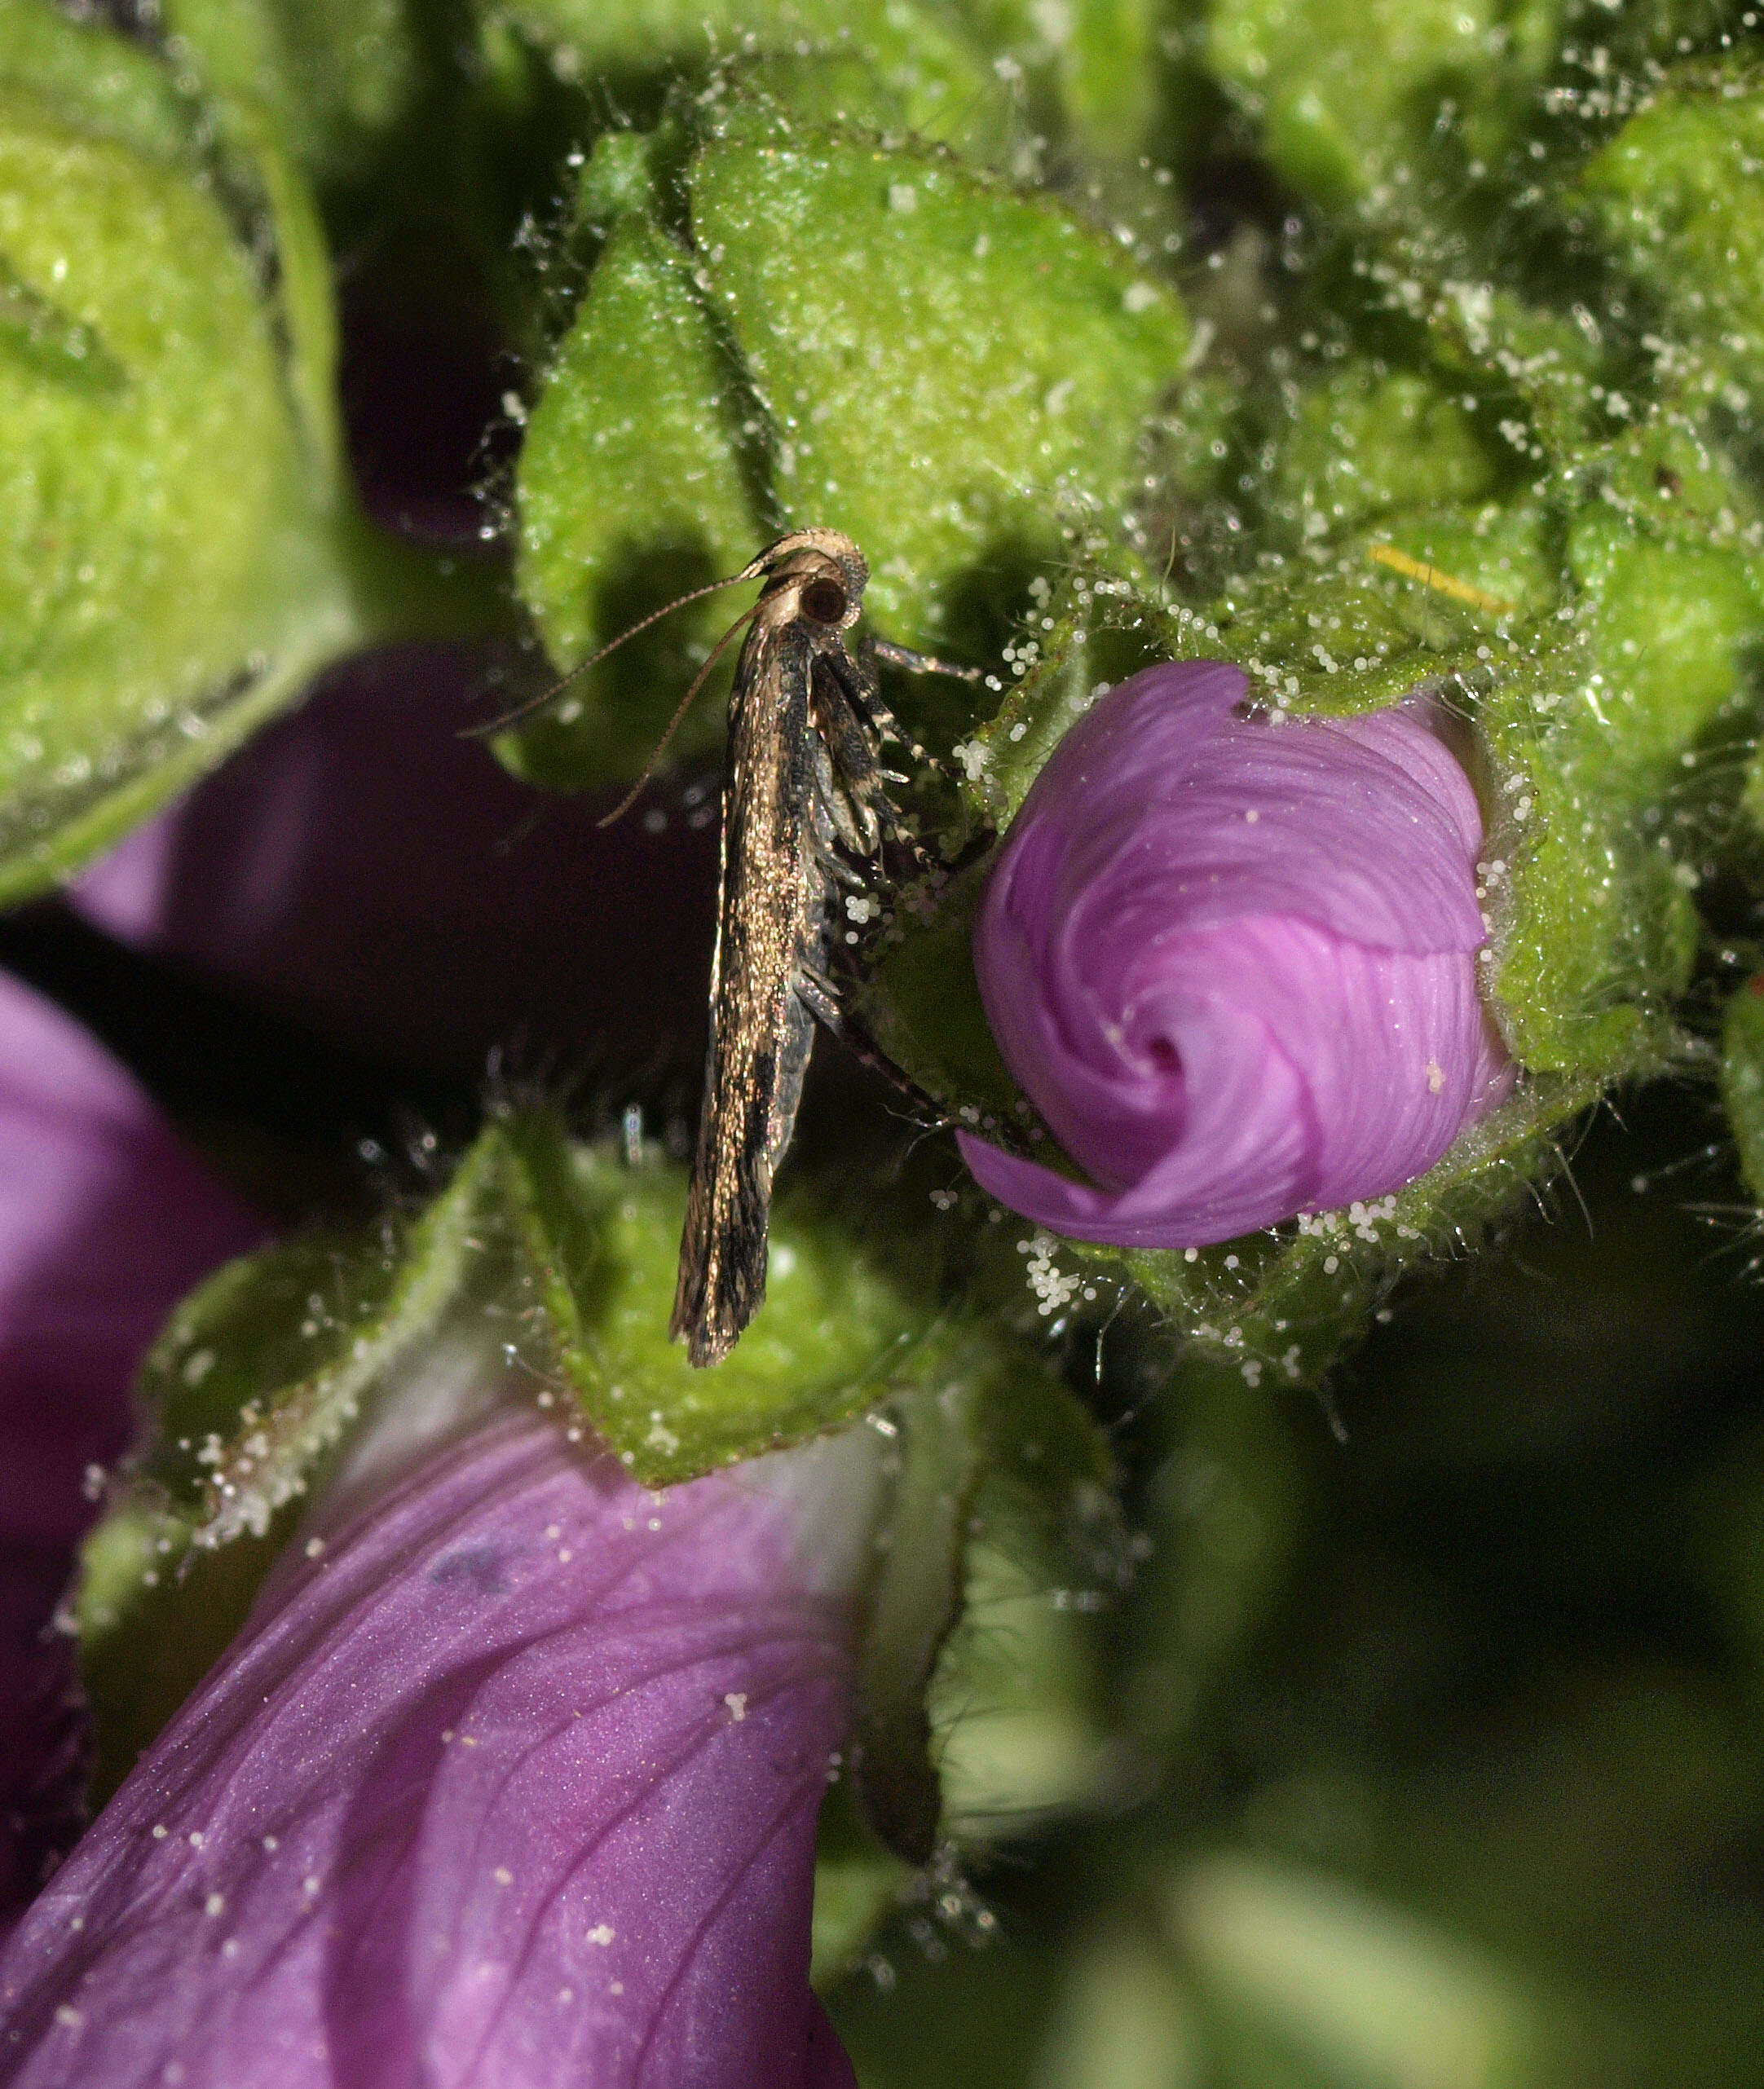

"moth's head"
[753,528,868,632]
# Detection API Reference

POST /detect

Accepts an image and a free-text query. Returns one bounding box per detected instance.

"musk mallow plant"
[10,1,1764,2083]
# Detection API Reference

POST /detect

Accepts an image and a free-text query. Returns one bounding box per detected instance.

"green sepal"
[1573,59,1764,402]
[1563,509,1764,777]
[183,84,351,502]
[690,116,1188,663]
[0,0,196,163]
[78,1109,1118,1862]
[810,1780,913,1988]
[1262,364,1507,542]
[73,1115,934,1789]
[0,78,365,901]
[928,1340,1125,1840]
[158,0,419,190]
[1205,0,1555,209]
[491,0,1013,164]
[0,16,509,901]
[510,195,761,788]
[1721,976,1764,1206]
[495,1114,935,1483]
[509,109,1188,790]
[131,1115,939,1531]
[849,1370,985,1864]
[818,1327,1119,1939]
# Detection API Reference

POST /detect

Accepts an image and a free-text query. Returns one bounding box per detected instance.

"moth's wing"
[672,619,822,1366]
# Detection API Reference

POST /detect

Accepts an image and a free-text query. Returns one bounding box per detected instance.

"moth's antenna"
[464,551,772,740]
[596,599,761,828]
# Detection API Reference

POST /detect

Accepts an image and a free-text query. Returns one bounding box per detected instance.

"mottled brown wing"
[671,615,828,1366]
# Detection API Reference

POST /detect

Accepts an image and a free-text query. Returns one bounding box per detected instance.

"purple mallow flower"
[0,976,260,1924]
[959,661,1514,1248]
[0,1408,872,2088]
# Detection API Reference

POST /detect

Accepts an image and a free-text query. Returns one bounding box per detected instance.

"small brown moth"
[487,530,977,1367]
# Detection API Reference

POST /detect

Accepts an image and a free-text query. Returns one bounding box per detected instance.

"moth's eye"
[802,578,847,624]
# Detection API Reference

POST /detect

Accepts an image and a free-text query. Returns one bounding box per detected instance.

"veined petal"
[0,1412,875,2089]
[0,975,261,1925]
[965,663,1513,1249]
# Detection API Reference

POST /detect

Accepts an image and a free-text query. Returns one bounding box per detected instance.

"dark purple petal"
[0,1410,874,2088]
[0,976,261,1923]
[963,663,1513,1247]
[70,649,716,1082]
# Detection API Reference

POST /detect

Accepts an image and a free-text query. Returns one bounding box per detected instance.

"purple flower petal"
[71,649,716,1081]
[0,1410,874,2087]
[0,976,261,1923]
[963,662,1513,1248]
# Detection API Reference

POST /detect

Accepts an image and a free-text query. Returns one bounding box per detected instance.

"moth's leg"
[809,834,867,888]
[838,635,972,778]
[813,657,904,853]
[811,732,874,855]
[793,966,845,1033]
[870,636,984,684]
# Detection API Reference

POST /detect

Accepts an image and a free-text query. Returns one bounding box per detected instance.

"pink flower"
[0,1409,869,2088]
[958,662,1513,1247]
[0,977,261,1924]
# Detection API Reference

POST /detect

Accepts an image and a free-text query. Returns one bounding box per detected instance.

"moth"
[487,530,977,1366]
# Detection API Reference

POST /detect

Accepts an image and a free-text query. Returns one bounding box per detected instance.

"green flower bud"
[158,0,419,189]
[510,110,1187,786]
[1721,973,1764,1205]
[0,5,501,900]
[1577,61,1764,398]
[1206,0,1556,209]
[491,0,1012,161]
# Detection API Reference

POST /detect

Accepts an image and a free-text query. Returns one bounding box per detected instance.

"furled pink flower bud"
[0,1409,871,2088]
[0,976,260,1923]
[958,662,1513,1247]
